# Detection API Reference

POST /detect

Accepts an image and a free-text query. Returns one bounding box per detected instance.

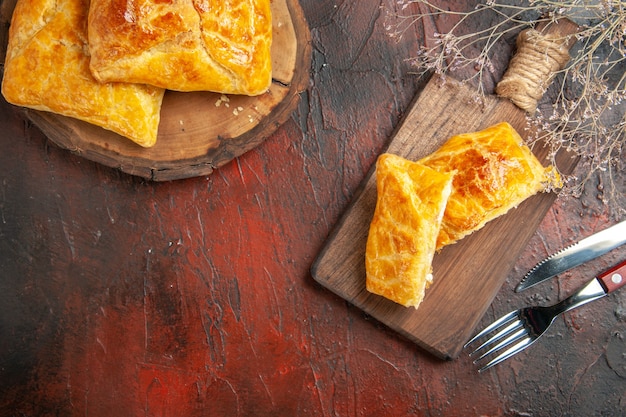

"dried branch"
[386,0,625,216]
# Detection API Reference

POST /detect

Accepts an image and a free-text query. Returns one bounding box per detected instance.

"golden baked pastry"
[419,122,561,249]
[365,153,454,308]
[88,0,273,95]
[1,0,165,147]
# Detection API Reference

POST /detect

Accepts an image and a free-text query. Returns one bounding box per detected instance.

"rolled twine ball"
[495,28,572,115]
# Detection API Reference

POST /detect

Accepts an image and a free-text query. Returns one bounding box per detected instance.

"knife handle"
[597,259,626,293]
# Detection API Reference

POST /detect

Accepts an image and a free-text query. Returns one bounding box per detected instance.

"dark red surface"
[1,1,625,416]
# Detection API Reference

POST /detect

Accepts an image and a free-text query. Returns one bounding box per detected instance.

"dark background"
[1,0,625,415]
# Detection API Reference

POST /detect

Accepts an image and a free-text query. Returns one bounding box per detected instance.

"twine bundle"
[496,28,572,115]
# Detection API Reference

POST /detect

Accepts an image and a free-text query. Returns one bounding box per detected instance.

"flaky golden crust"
[365,154,454,309]
[1,0,165,147]
[419,122,561,249]
[88,0,272,95]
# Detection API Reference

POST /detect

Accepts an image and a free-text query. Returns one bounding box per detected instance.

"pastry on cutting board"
[419,122,561,250]
[88,0,273,95]
[1,0,165,148]
[365,153,454,309]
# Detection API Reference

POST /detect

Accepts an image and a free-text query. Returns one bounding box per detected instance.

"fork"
[465,259,626,372]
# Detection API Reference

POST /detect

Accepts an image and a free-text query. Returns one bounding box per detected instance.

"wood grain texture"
[1,0,311,181]
[312,74,578,359]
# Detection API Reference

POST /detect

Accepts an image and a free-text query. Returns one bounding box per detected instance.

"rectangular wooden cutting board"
[311,74,577,360]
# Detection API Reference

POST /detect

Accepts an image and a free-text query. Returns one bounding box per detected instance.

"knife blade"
[516,220,626,292]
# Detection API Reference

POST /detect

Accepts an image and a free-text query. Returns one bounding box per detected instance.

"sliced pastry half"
[1,0,165,147]
[419,122,561,250]
[365,153,454,309]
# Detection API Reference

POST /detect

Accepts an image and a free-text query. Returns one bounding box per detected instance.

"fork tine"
[474,326,527,361]
[470,319,524,356]
[464,310,519,348]
[477,336,534,372]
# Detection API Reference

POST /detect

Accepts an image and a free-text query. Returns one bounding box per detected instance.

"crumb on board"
[215,95,230,107]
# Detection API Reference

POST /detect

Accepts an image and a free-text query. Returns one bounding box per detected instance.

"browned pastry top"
[88,0,273,95]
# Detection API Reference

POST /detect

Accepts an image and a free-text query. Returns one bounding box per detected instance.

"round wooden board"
[1,0,311,181]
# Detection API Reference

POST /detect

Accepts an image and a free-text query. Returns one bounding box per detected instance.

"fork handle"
[552,259,626,317]
[597,259,626,293]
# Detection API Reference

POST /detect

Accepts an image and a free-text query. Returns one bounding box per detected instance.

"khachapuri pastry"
[419,122,561,250]
[1,0,165,147]
[87,0,273,95]
[365,153,454,309]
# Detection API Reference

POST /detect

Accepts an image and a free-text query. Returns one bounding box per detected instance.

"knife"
[516,220,626,292]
